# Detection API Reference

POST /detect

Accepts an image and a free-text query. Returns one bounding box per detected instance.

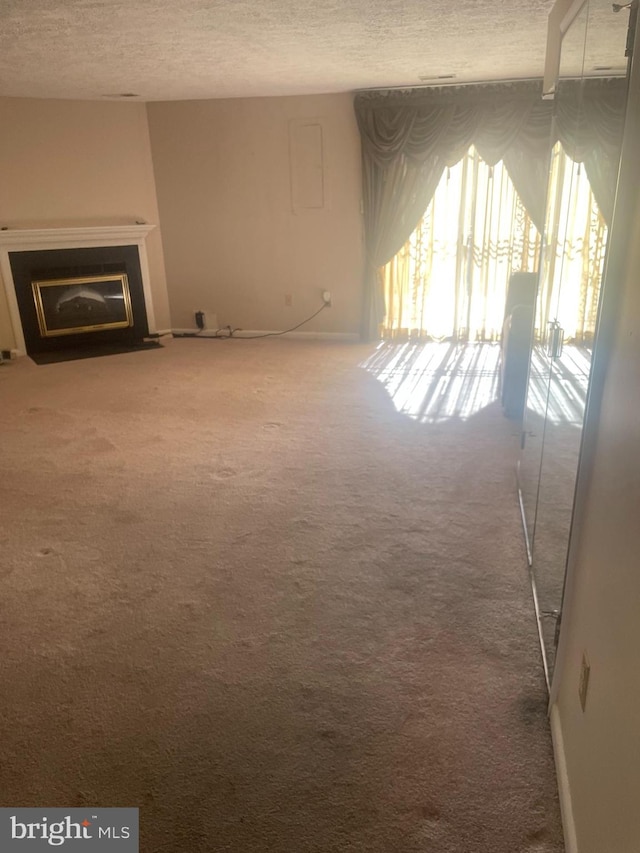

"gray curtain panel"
[354,79,626,341]
[555,78,628,223]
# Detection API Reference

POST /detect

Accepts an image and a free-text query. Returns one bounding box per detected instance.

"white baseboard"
[171,328,360,342]
[2,329,359,358]
[550,703,578,853]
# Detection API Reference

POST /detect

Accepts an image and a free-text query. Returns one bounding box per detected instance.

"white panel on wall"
[289,119,325,212]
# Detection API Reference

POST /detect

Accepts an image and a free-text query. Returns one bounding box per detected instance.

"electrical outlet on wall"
[193,311,218,331]
[578,652,591,712]
[322,290,332,306]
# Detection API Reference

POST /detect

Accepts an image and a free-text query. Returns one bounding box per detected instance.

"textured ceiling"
[0,0,629,102]
[0,0,559,101]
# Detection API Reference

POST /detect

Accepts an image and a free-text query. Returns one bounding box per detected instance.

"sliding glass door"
[381,147,540,343]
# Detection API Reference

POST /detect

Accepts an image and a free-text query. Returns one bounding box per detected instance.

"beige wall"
[147,94,363,334]
[552,61,640,853]
[0,97,171,348]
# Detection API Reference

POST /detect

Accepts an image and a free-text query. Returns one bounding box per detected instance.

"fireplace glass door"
[31,274,133,337]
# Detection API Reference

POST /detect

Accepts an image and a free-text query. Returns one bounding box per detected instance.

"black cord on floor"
[173,303,328,340]
[237,303,328,339]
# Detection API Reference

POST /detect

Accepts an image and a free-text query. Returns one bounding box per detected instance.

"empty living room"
[1,1,639,851]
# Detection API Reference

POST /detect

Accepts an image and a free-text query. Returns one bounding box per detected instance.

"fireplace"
[0,225,158,358]
[9,244,150,357]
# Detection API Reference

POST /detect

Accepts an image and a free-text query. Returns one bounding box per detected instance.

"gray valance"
[354,78,627,340]
[554,77,627,223]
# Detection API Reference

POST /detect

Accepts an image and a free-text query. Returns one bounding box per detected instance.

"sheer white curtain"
[536,142,608,346]
[382,146,540,342]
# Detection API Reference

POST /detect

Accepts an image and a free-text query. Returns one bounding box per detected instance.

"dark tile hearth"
[28,339,163,365]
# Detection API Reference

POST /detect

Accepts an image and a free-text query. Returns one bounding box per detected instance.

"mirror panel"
[518,2,589,566]
[530,8,589,676]
[521,0,630,682]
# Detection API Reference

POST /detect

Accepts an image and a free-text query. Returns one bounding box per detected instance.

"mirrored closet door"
[518,0,633,682]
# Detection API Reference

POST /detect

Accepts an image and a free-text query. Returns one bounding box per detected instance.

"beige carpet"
[0,338,564,852]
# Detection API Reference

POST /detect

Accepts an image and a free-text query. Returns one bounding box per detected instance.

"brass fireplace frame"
[31,273,134,337]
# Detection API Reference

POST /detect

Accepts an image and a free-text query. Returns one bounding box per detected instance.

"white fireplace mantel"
[0,224,157,355]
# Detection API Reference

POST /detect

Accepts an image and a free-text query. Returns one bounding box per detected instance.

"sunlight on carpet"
[526,346,591,425]
[360,341,500,423]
